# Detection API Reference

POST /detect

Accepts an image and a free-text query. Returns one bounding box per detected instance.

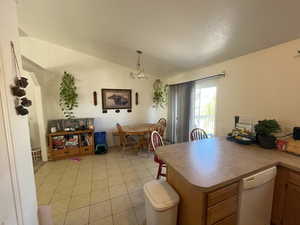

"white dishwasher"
[238,167,277,225]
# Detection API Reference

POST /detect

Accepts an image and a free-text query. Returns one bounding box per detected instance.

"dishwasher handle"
[242,167,277,190]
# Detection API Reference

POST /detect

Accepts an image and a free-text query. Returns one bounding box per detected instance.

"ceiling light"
[130,50,148,79]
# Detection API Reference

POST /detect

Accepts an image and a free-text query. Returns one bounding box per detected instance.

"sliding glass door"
[191,79,218,136]
[167,77,219,143]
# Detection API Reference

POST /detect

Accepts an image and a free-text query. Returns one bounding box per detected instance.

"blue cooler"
[94,131,108,154]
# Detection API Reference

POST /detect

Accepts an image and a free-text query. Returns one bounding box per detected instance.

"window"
[192,80,217,136]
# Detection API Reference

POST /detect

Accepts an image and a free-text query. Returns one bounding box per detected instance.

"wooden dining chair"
[116,123,140,155]
[150,131,166,179]
[158,118,171,144]
[190,128,208,141]
[156,124,165,138]
[158,118,167,128]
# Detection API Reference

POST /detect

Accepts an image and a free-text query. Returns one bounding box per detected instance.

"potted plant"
[153,79,168,108]
[254,119,281,149]
[59,71,78,119]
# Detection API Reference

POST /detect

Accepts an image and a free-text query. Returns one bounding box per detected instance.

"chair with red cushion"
[150,131,166,179]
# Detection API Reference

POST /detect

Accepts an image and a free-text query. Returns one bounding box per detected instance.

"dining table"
[112,123,159,148]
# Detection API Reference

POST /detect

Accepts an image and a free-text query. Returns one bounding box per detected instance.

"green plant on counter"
[254,119,281,137]
[153,79,168,108]
[59,71,78,119]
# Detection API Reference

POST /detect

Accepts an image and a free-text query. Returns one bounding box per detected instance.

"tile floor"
[35,147,162,225]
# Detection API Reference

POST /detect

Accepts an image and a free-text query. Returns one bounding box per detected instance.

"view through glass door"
[193,81,217,136]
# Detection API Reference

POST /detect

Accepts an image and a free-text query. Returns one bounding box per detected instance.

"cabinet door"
[282,183,300,225]
[272,167,289,225]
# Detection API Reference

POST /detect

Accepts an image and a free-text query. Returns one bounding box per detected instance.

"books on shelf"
[52,135,80,149]
[49,129,94,160]
[52,136,65,150]
[65,135,79,147]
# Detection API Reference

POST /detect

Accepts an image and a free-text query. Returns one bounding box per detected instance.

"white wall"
[22,57,52,130]
[21,37,166,146]
[167,38,300,136]
[0,0,38,225]
[0,72,18,225]
[25,73,41,150]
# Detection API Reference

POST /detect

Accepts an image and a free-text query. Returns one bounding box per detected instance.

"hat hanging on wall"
[16,105,29,116]
[11,86,26,97]
[21,97,32,107]
[15,77,29,88]
[10,41,32,116]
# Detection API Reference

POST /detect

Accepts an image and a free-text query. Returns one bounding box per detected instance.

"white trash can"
[144,180,180,225]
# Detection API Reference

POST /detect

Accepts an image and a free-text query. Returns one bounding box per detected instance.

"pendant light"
[130,50,148,79]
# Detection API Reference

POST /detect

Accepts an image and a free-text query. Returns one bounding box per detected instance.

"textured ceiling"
[17,0,300,76]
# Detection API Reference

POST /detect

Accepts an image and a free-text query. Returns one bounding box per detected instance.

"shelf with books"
[48,130,94,160]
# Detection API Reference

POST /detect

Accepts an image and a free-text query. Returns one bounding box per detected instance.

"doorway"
[24,71,48,171]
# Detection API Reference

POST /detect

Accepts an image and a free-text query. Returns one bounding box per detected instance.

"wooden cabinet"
[272,167,289,225]
[206,183,238,225]
[48,129,94,160]
[168,164,300,225]
[288,171,300,186]
[208,183,239,207]
[207,196,238,225]
[282,183,300,225]
[80,146,94,155]
[213,214,237,225]
[167,166,238,225]
[272,167,300,225]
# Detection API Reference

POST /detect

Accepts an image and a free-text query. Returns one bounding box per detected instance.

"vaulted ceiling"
[17,0,300,76]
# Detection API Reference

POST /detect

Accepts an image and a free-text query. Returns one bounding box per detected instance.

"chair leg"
[156,164,162,180]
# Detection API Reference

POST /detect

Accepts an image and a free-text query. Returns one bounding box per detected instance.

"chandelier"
[130,50,148,79]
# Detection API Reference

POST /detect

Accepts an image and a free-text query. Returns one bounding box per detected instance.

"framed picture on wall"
[101,89,132,110]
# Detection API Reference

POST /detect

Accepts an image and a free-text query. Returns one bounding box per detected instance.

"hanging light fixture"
[130,50,148,79]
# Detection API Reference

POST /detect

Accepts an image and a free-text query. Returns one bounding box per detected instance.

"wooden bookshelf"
[48,129,94,160]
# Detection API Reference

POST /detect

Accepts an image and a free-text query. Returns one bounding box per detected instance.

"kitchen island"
[157,137,300,225]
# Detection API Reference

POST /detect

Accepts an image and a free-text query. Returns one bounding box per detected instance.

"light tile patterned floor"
[35,148,161,225]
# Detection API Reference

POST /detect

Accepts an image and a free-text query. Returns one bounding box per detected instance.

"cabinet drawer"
[80,146,93,155]
[68,148,80,156]
[288,171,300,187]
[207,196,238,225]
[208,183,239,207]
[52,149,70,157]
[213,214,237,225]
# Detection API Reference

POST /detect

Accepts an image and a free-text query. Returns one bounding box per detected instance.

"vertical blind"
[167,81,194,143]
[167,75,221,143]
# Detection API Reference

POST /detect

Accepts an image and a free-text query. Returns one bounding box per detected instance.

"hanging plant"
[59,71,78,119]
[153,79,168,108]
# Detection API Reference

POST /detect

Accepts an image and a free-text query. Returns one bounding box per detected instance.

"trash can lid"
[144,180,180,212]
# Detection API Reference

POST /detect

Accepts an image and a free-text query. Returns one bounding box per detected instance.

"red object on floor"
[150,131,166,179]
[70,157,82,162]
